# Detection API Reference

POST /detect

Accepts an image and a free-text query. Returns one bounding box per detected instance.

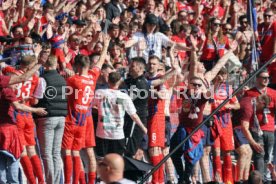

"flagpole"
[248,0,259,71]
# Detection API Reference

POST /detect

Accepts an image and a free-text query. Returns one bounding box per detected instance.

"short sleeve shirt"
[244,87,276,131]
[66,67,100,126]
[232,97,254,127]
[94,89,137,140]
[129,32,171,62]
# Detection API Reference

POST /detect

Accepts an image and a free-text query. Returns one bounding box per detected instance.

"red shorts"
[148,114,165,148]
[16,112,36,146]
[84,116,95,148]
[62,123,86,151]
[213,121,234,151]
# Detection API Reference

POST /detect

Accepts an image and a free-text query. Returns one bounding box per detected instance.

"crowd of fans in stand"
[0,0,275,184]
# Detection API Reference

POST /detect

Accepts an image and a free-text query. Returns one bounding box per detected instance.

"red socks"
[30,155,45,183]
[88,172,96,184]
[159,154,164,184]
[223,155,233,183]
[73,156,81,184]
[64,155,73,184]
[79,170,86,184]
[151,155,160,184]
[20,156,36,184]
[213,155,222,181]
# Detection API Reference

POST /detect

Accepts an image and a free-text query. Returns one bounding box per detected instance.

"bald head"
[98,153,125,183]
[104,153,125,172]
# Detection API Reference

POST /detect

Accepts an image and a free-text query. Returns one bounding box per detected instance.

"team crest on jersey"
[182,99,191,112]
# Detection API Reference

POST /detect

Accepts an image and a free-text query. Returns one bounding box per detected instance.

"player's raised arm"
[9,57,42,85]
[94,34,111,69]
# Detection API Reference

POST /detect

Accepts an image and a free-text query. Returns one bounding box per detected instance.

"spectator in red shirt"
[258,8,276,64]
[0,84,47,184]
[200,18,231,71]
[0,62,46,184]
[171,23,190,62]
[257,8,276,86]
[243,69,276,182]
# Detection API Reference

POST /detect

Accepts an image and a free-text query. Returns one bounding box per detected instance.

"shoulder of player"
[89,66,101,74]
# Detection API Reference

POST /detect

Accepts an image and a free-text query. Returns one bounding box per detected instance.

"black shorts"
[201,59,218,72]
[124,115,148,156]
[95,137,125,157]
[165,116,172,147]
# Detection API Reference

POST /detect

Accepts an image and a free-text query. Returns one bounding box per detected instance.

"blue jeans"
[0,153,19,184]
[36,117,65,184]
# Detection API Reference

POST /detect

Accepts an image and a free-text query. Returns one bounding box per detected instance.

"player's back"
[66,74,96,126]
[4,66,39,107]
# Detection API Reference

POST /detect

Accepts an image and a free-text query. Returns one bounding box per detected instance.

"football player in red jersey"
[79,36,110,184]
[3,55,46,184]
[146,53,182,184]
[212,68,240,183]
[61,35,110,184]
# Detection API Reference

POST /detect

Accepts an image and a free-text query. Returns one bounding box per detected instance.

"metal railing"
[138,54,276,184]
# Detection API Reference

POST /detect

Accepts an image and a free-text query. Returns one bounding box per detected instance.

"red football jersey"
[147,75,168,118]
[4,66,39,106]
[66,67,100,126]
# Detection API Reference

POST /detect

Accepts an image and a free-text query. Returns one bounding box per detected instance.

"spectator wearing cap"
[124,13,195,62]
[73,19,87,35]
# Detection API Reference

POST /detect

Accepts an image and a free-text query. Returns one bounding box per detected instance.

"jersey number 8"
[82,86,92,104]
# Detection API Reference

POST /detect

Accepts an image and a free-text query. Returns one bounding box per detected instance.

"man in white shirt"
[93,71,147,156]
